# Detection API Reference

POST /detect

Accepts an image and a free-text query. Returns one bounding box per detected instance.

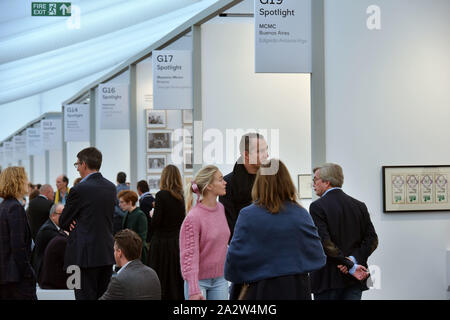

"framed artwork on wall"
[147,175,161,194]
[147,154,167,173]
[382,165,450,213]
[298,174,313,199]
[146,109,167,128]
[147,130,172,152]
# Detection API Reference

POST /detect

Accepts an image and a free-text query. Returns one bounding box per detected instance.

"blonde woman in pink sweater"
[179,165,230,300]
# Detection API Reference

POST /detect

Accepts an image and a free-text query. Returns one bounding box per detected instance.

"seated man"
[32,203,64,284]
[99,229,161,300]
[39,230,69,289]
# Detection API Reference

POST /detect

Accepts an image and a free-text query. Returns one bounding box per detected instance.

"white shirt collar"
[322,187,342,198]
[117,260,133,274]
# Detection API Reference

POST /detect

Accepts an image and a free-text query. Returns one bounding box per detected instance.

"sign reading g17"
[152,50,192,110]
[32,2,71,16]
[255,0,311,73]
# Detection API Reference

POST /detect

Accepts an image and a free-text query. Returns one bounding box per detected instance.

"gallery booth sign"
[152,50,193,110]
[13,135,27,161]
[41,119,62,150]
[98,84,129,130]
[64,104,90,142]
[26,128,43,156]
[254,0,312,73]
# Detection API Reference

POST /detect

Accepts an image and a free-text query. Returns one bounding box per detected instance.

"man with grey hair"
[310,163,378,300]
[32,203,64,286]
[26,184,55,240]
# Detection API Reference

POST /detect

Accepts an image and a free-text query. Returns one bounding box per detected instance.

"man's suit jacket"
[99,259,161,300]
[309,189,378,294]
[0,198,35,284]
[59,172,116,269]
[31,218,59,279]
[26,195,53,240]
[138,194,154,242]
[39,231,69,289]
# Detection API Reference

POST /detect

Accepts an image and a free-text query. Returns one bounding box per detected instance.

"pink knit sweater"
[179,201,230,296]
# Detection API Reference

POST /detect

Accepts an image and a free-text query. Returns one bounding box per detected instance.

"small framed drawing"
[146,109,167,128]
[147,175,161,194]
[182,110,193,124]
[147,130,172,152]
[147,154,166,173]
[184,152,193,173]
[298,174,313,199]
[382,165,450,213]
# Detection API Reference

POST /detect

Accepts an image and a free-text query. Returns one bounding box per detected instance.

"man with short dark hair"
[136,180,155,244]
[59,147,116,300]
[310,163,378,300]
[114,171,129,235]
[99,229,161,300]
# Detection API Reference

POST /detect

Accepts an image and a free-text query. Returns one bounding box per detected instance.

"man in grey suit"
[100,229,161,300]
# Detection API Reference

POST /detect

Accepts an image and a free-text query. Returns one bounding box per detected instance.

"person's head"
[114,229,143,266]
[251,159,299,214]
[35,184,42,190]
[29,189,40,201]
[73,177,82,187]
[28,182,35,194]
[118,190,138,212]
[313,163,344,197]
[49,203,64,226]
[117,172,126,185]
[75,147,102,178]
[239,133,268,173]
[160,165,183,201]
[39,184,55,202]
[185,165,226,212]
[56,175,69,192]
[0,167,28,200]
[136,180,149,196]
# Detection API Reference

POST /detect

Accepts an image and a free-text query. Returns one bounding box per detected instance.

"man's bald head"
[40,184,54,202]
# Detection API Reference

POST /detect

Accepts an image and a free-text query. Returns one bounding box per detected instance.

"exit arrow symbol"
[60,4,70,15]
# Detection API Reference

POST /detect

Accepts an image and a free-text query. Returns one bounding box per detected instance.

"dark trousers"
[0,278,37,300]
[314,285,363,300]
[74,266,113,300]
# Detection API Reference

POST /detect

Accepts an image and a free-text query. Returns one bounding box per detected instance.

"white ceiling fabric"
[0,0,220,105]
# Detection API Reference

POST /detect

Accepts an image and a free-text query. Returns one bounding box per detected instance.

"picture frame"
[298,174,313,199]
[182,109,193,124]
[146,109,167,128]
[147,175,161,194]
[183,151,193,173]
[382,165,450,213]
[147,130,172,152]
[147,154,167,173]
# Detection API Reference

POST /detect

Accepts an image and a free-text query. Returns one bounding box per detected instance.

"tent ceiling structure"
[0,0,244,141]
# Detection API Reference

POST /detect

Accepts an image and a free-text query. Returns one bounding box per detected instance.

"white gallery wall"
[201,20,312,208]
[324,0,450,299]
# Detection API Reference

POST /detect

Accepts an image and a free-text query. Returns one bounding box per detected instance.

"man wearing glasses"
[59,147,116,300]
[310,163,378,300]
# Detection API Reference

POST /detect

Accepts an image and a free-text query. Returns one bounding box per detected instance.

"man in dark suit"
[32,203,63,285]
[59,147,116,300]
[26,184,54,240]
[100,229,161,300]
[39,230,69,289]
[136,180,155,244]
[310,163,378,300]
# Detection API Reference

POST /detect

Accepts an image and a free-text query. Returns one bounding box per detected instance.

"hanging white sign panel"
[41,119,62,150]
[99,84,129,129]
[64,104,90,141]
[26,128,43,156]
[0,146,4,167]
[255,0,312,73]
[152,50,193,110]
[4,141,14,164]
[13,135,27,160]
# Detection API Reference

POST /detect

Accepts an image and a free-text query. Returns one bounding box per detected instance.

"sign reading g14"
[32,2,71,16]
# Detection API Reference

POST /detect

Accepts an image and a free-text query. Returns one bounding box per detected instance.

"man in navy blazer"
[59,147,116,300]
[310,163,378,300]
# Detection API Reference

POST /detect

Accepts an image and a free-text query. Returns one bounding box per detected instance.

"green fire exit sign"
[32,2,71,16]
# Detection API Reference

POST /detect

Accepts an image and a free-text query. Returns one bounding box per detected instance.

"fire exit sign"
[31,2,71,16]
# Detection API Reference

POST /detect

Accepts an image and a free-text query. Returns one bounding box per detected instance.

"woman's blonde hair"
[160,165,184,201]
[185,165,220,213]
[251,159,300,214]
[0,167,28,200]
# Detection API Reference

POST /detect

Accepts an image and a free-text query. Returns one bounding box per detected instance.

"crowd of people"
[0,133,378,301]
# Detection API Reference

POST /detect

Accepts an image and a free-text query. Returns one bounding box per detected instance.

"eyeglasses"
[74,161,81,168]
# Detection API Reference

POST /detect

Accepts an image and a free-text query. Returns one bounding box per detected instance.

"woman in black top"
[147,165,185,300]
[0,167,37,300]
